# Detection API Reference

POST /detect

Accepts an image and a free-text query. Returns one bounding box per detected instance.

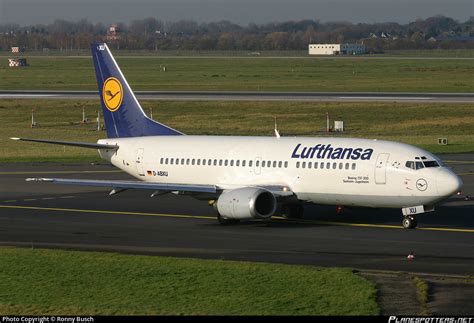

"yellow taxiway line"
[1,204,473,233]
[0,204,214,220]
[273,216,404,229]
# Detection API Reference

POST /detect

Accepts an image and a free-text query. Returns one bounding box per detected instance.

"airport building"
[308,43,366,55]
[8,46,27,67]
[107,24,120,42]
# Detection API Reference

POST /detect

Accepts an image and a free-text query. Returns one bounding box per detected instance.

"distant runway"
[0,153,473,276]
[0,90,473,103]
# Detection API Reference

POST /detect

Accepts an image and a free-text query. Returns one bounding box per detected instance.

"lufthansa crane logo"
[102,77,123,112]
[416,178,428,191]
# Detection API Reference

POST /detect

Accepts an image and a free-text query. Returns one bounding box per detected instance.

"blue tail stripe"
[91,43,183,138]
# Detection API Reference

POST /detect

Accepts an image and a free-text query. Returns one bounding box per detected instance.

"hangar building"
[308,43,366,55]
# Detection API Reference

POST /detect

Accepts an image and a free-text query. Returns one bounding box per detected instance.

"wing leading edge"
[26,177,217,194]
[24,178,295,198]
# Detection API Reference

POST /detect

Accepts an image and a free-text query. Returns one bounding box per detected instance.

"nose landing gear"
[402,216,418,229]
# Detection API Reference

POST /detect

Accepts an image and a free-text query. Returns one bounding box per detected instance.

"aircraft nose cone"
[437,170,463,197]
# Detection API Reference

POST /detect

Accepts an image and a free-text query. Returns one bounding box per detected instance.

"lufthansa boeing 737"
[11,43,463,229]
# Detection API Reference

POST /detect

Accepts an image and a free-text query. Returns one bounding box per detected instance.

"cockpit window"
[407,157,441,170]
[406,160,430,170]
[423,160,440,168]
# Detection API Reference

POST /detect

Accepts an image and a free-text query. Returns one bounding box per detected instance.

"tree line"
[1,15,472,52]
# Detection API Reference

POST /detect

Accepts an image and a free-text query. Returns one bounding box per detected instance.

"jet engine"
[216,187,277,220]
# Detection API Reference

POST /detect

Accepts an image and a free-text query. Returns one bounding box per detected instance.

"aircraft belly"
[302,192,442,208]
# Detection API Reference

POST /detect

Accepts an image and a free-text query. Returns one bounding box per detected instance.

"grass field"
[0,247,379,315]
[1,56,473,92]
[0,99,472,162]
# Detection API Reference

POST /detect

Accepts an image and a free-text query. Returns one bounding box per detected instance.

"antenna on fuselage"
[274,117,280,139]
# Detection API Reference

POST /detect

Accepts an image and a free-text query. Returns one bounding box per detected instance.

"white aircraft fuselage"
[98,135,461,209]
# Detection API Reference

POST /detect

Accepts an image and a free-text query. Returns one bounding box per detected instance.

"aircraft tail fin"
[91,43,183,138]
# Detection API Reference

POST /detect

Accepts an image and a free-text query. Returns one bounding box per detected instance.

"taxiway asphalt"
[0,153,473,276]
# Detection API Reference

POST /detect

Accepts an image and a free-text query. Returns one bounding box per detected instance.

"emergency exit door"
[136,148,145,176]
[254,157,261,175]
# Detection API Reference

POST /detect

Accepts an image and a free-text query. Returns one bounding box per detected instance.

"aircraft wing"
[25,178,294,198]
[26,178,217,194]
[11,137,118,150]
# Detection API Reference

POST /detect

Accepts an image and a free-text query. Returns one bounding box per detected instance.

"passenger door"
[375,153,389,184]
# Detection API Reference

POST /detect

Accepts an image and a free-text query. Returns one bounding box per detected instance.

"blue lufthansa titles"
[291,143,374,160]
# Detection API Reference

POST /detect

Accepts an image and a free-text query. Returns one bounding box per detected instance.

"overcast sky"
[1,0,472,26]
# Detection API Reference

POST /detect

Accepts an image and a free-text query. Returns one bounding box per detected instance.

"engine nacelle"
[216,187,277,220]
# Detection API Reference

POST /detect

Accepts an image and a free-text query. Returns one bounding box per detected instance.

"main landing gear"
[280,204,304,219]
[402,216,418,229]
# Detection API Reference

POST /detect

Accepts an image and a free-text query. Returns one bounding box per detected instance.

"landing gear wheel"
[402,216,418,229]
[281,204,304,219]
[217,213,239,225]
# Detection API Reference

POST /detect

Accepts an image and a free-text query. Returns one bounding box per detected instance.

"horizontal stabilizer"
[11,137,118,150]
[26,177,217,194]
